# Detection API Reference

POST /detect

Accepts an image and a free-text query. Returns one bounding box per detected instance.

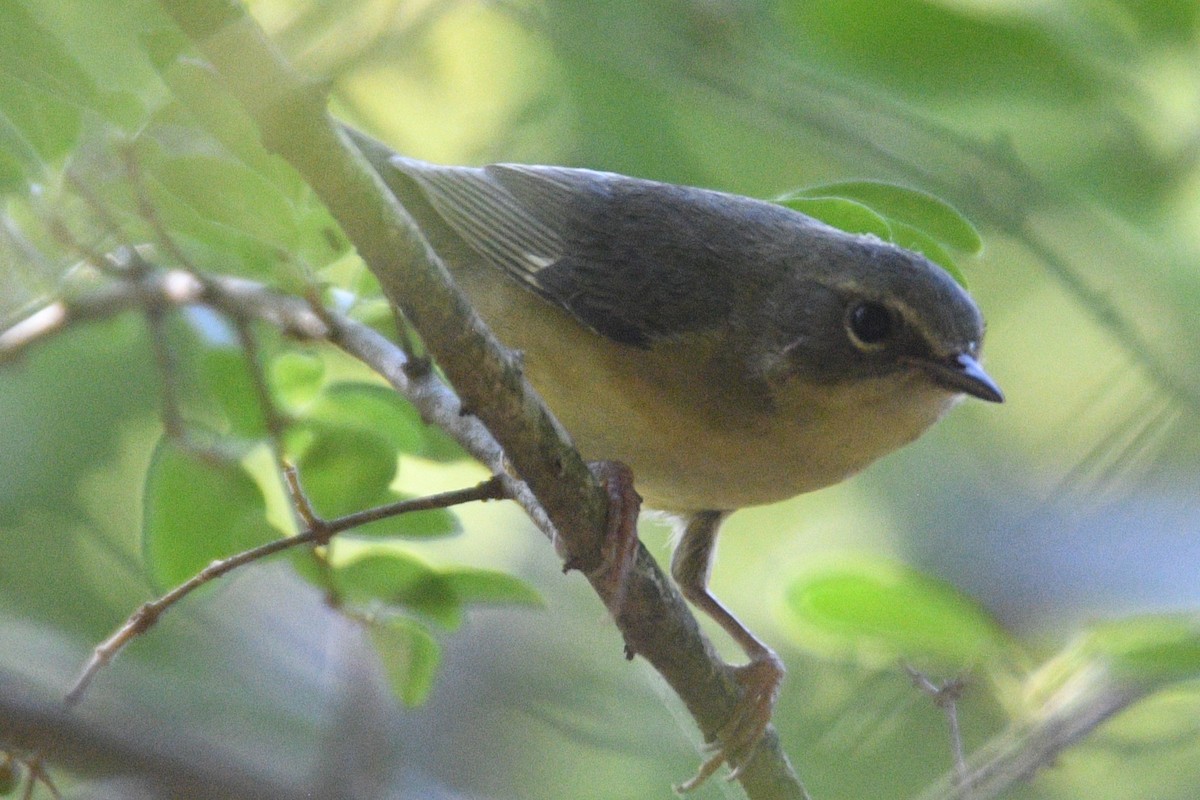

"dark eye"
[846,301,895,347]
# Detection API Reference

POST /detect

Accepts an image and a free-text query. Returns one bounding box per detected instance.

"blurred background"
[1,0,1199,798]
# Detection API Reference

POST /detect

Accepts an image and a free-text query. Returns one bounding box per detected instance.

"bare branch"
[0,749,60,800]
[906,665,970,797]
[65,478,505,705]
[231,317,291,447]
[914,668,1145,800]
[0,261,530,532]
[0,303,70,357]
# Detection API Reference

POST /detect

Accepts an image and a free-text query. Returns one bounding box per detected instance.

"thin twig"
[282,463,323,534]
[914,669,1144,800]
[0,266,318,360]
[144,301,187,441]
[906,665,971,797]
[21,752,60,800]
[0,303,70,358]
[0,748,61,800]
[65,477,505,705]
[231,316,292,447]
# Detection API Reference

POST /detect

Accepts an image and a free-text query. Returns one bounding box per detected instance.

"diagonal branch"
[66,476,505,706]
[0,260,547,534]
[914,669,1145,800]
[152,1,806,796]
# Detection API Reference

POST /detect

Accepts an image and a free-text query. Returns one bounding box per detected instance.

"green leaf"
[797,180,982,254]
[0,108,44,192]
[115,140,289,278]
[442,567,542,607]
[270,350,326,411]
[776,194,893,240]
[142,437,276,589]
[375,504,461,540]
[0,316,157,524]
[333,551,462,629]
[288,405,462,539]
[369,617,441,706]
[153,59,346,271]
[158,58,281,178]
[784,559,1011,668]
[889,220,967,288]
[146,150,301,253]
[0,3,97,177]
[776,0,1099,104]
[417,416,467,463]
[195,344,267,439]
[307,382,464,462]
[291,425,398,519]
[307,383,426,455]
[289,548,331,592]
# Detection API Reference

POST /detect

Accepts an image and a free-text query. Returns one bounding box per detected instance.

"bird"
[350,128,1003,787]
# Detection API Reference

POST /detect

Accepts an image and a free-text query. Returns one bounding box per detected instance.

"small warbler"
[353,130,1003,787]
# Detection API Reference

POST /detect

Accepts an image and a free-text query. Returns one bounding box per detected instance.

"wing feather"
[386,156,755,347]
[388,157,569,290]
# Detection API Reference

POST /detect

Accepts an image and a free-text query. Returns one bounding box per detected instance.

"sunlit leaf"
[784,559,1012,668]
[798,180,982,253]
[142,437,276,589]
[889,220,967,287]
[776,194,893,240]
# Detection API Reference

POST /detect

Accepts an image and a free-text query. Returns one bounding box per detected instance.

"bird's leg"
[671,510,785,791]
[564,460,642,620]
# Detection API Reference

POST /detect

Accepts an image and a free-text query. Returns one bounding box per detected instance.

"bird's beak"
[918,353,1004,403]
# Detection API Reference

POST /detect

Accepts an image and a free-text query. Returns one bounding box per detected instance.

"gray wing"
[389,157,601,297]
[386,156,753,347]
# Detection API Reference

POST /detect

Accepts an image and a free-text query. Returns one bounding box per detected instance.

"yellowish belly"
[461,272,958,513]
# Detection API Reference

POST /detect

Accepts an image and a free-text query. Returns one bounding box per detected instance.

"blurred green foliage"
[778,180,982,285]
[784,558,1017,670]
[1,0,1199,799]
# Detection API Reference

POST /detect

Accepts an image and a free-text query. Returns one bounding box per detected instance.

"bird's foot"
[676,649,785,792]
[560,460,642,618]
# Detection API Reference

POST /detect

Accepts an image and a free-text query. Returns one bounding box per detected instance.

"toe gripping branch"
[678,650,786,791]
[560,460,643,618]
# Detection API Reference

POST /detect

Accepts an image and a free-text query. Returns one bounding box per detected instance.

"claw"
[677,650,784,791]
[584,460,642,620]
[674,750,725,794]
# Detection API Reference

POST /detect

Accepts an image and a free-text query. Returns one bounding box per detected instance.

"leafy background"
[1,0,1199,798]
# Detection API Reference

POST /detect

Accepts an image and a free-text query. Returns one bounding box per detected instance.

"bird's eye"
[846,301,895,348]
